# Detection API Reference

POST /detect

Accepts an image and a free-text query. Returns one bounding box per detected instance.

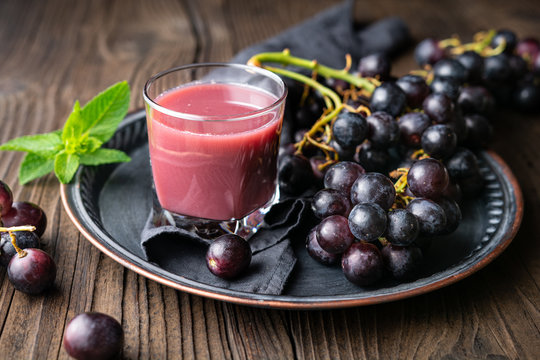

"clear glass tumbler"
[143,63,287,238]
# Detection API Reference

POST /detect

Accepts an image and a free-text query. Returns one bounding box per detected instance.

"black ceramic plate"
[61,110,523,309]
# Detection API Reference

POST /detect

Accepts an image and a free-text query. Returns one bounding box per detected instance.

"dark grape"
[329,139,356,161]
[430,76,461,100]
[370,83,407,117]
[445,148,480,182]
[2,201,47,237]
[381,244,423,280]
[357,53,391,79]
[396,75,430,109]
[0,231,40,267]
[456,51,484,83]
[446,112,468,145]
[323,161,365,196]
[355,142,390,172]
[421,124,457,159]
[311,188,352,219]
[0,180,13,216]
[278,154,314,195]
[423,93,455,124]
[309,156,327,184]
[406,198,447,236]
[206,234,252,279]
[306,226,340,265]
[348,203,387,241]
[457,86,495,115]
[385,209,419,246]
[437,197,462,234]
[491,29,518,54]
[332,112,368,149]
[63,312,123,360]
[441,181,463,204]
[513,80,540,113]
[407,158,449,200]
[341,242,384,286]
[366,111,400,148]
[463,114,493,148]
[483,54,512,83]
[316,215,355,254]
[350,172,396,210]
[398,112,431,148]
[433,59,467,84]
[7,248,56,295]
[508,54,528,79]
[415,38,446,66]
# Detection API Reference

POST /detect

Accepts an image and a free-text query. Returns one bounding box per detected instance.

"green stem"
[248,51,377,94]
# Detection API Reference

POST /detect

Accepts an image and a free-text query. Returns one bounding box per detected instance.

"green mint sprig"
[0,81,131,184]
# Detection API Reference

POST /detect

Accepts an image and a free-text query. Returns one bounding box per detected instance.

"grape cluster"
[0,180,54,295]
[275,29,537,286]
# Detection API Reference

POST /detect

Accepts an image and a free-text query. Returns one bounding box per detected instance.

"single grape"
[278,154,314,195]
[306,226,341,266]
[407,158,450,199]
[463,114,493,148]
[309,156,327,184]
[370,83,407,117]
[381,244,423,280]
[2,201,47,237]
[421,124,457,159]
[445,148,480,182]
[508,54,528,79]
[441,181,462,204]
[332,112,368,149]
[415,38,445,66]
[385,209,420,246]
[355,142,390,172]
[433,59,467,84]
[445,112,468,145]
[0,231,40,266]
[457,86,495,115]
[311,188,352,219]
[329,139,356,161]
[323,161,365,196]
[406,198,447,236]
[430,76,461,100]
[398,112,431,148]
[437,197,462,234]
[513,80,540,113]
[341,242,384,286]
[423,93,455,124]
[483,54,512,83]
[456,51,484,83]
[348,203,387,241]
[366,111,400,148]
[350,172,396,210]
[396,75,430,109]
[206,234,252,279]
[63,312,123,360]
[516,38,540,60]
[0,180,13,216]
[7,248,56,295]
[316,215,355,254]
[491,29,518,54]
[357,53,391,79]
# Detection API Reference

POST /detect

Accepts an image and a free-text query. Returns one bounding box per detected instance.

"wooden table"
[0,0,539,358]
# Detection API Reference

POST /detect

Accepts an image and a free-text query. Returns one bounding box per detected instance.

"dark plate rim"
[59,110,524,309]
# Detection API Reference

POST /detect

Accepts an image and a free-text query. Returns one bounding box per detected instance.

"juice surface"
[147,83,283,220]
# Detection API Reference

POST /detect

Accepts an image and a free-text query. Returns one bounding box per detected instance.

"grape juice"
[147,83,283,221]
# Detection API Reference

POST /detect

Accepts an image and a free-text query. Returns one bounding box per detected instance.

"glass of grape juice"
[143,63,287,238]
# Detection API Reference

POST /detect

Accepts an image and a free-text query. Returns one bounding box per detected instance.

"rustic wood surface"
[0,0,539,358]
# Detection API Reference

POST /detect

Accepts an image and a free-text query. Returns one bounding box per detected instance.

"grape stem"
[8,232,26,258]
[0,225,36,232]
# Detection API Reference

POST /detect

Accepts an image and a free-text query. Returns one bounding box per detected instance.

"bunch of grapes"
[270,28,537,286]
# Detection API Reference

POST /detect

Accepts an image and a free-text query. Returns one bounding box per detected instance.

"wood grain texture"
[0,0,539,359]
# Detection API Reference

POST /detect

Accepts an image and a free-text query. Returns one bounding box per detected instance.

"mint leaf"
[19,153,55,185]
[81,81,130,143]
[0,132,62,158]
[61,100,83,143]
[54,151,80,184]
[79,148,131,165]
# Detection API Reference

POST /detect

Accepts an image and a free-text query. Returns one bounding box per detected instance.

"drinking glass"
[143,63,287,238]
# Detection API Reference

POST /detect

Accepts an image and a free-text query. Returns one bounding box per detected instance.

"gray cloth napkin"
[140,0,411,295]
